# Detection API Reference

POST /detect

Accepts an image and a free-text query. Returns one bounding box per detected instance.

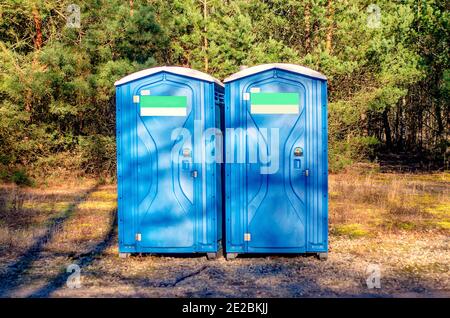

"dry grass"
[0,178,99,253]
[329,164,450,237]
[0,168,448,297]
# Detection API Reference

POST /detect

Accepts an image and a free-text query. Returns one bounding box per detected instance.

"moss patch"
[332,223,369,238]
[434,221,450,230]
[78,200,117,211]
[425,202,450,216]
[90,190,117,200]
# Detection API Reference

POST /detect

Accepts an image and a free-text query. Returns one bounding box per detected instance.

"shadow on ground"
[0,185,100,297]
[27,212,117,298]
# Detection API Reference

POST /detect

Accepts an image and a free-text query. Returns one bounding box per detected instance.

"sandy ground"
[0,172,448,298]
[1,234,449,298]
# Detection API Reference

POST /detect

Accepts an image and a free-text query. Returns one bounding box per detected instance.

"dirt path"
[0,173,448,298]
[4,232,449,298]
[46,236,448,298]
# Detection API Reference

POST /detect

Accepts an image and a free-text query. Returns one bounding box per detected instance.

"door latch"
[304,169,309,177]
[191,170,198,178]
[135,233,141,241]
[294,147,303,156]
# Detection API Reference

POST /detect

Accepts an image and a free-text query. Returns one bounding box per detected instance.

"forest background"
[0,0,448,184]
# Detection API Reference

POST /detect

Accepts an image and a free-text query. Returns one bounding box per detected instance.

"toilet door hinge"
[135,233,141,241]
[244,233,251,241]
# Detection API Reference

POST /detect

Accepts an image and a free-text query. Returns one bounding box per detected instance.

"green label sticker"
[140,95,187,116]
[250,93,299,114]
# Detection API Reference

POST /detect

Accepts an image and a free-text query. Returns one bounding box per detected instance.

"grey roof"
[223,63,327,82]
[114,66,224,87]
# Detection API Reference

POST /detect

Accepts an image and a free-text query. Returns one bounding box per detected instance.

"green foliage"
[11,169,34,187]
[0,0,448,176]
[77,135,116,176]
[0,0,164,176]
[329,136,380,173]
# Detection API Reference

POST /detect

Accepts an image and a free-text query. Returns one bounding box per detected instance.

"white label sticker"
[140,108,187,116]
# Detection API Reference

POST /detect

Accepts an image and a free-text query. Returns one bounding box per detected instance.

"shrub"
[11,169,33,186]
[329,136,380,173]
[77,135,116,176]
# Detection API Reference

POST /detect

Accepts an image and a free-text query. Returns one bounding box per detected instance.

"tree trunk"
[383,108,392,149]
[399,97,406,149]
[130,0,134,17]
[434,100,443,143]
[26,6,43,115]
[202,0,209,72]
[394,103,399,147]
[32,6,42,50]
[325,0,334,53]
[304,2,311,53]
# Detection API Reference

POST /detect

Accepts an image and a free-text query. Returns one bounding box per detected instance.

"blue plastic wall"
[224,67,328,254]
[116,71,223,254]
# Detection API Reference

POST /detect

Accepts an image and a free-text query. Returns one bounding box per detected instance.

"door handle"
[304,169,309,177]
[191,170,198,178]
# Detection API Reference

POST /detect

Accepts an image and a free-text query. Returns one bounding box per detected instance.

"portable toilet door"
[223,64,328,260]
[115,66,224,259]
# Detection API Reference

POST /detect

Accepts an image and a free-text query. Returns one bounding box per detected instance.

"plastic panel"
[116,70,222,253]
[225,66,328,254]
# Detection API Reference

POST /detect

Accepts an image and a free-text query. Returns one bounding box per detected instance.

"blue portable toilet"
[223,63,328,260]
[114,66,224,259]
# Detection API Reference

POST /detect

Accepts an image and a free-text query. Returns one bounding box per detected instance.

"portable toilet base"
[119,250,223,260]
[223,64,328,260]
[115,67,224,257]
